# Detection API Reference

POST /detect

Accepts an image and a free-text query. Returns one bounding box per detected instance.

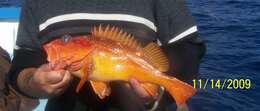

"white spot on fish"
[115,64,122,69]
[136,52,142,56]
[154,70,161,76]
[99,52,106,56]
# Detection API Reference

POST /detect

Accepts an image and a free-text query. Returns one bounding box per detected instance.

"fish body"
[43,25,196,105]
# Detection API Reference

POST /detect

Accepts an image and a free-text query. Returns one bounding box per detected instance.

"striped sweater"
[9,0,206,111]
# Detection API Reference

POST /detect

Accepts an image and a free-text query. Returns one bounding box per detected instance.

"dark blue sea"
[187,0,260,111]
[0,0,260,111]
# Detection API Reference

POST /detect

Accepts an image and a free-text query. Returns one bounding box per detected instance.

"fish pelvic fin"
[163,76,196,105]
[90,81,111,99]
[143,42,169,72]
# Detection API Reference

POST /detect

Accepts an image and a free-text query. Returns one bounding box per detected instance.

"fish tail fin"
[163,76,196,105]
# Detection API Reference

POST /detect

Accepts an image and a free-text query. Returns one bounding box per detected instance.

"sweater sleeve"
[8,0,47,97]
[155,0,198,45]
[155,0,205,82]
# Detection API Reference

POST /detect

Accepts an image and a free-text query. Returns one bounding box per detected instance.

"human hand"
[29,63,73,98]
[177,103,190,111]
[129,78,157,105]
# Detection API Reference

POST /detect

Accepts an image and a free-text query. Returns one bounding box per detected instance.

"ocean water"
[187,0,260,111]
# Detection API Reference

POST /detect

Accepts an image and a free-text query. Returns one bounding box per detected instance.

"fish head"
[43,36,93,70]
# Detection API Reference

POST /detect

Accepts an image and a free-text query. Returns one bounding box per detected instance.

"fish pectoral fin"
[75,57,92,93]
[143,42,169,72]
[141,83,159,97]
[90,81,111,99]
[75,68,88,93]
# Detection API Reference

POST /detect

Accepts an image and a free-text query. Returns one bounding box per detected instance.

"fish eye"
[61,34,72,43]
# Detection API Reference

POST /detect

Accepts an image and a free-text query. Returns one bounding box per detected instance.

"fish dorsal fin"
[91,25,142,49]
[143,42,169,72]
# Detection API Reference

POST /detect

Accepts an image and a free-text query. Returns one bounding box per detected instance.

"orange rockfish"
[43,25,196,105]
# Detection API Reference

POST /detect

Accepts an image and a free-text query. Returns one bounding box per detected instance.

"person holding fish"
[8,0,205,111]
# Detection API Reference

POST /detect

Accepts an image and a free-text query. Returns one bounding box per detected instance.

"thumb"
[39,64,52,71]
[45,70,66,84]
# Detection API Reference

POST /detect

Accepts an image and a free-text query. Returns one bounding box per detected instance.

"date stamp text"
[192,79,251,90]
